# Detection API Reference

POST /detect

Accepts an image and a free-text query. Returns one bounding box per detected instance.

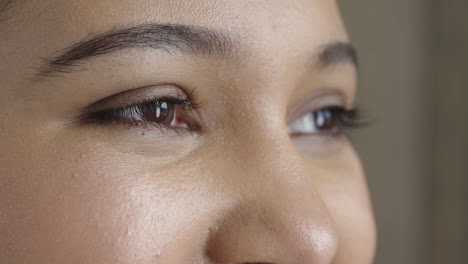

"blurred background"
[338,0,467,263]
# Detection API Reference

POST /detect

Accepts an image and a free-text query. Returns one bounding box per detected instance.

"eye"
[79,96,199,132]
[125,100,176,125]
[287,106,360,136]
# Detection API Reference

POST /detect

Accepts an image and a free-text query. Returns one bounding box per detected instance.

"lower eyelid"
[291,132,349,156]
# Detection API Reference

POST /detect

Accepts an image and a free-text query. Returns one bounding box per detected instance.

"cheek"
[0,146,213,263]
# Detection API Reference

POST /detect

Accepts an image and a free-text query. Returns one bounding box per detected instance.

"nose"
[205,133,338,264]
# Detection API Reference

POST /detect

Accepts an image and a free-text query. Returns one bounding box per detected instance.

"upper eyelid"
[80,85,196,113]
[75,96,203,132]
[288,107,364,136]
[286,91,346,124]
[79,97,186,119]
[100,97,189,113]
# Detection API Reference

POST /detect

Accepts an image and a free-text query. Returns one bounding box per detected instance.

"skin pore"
[0,0,376,263]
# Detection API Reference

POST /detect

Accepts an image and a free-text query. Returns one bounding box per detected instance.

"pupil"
[142,101,174,124]
[314,109,336,131]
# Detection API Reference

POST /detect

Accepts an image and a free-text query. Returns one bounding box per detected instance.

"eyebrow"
[0,0,14,23]
[31,23,235,79]
[30,23,357,81]
[319,42,358,69]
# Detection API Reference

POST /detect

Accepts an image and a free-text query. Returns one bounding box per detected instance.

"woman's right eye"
[80,97,198,132]
[108,101,176,125]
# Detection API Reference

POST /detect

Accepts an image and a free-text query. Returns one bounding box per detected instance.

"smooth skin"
[0,0,376,263]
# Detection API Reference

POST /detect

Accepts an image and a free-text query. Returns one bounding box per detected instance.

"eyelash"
[288,106,364,137]
[79,96,199,133]
[79,98,364,136]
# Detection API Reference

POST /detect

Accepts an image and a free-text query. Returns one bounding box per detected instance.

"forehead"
[7,0,347,46]
[1,0,348,85]
[21,0,344,25]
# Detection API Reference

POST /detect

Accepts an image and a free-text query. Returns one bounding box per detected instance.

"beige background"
[339,0,468,263]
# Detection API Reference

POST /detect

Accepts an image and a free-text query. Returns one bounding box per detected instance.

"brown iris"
[313,108,337,132]
[139,101,175,125]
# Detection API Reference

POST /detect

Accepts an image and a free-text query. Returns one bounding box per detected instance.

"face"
[0,0,375,263]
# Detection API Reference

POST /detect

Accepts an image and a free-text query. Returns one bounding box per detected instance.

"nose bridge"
[232,122,316,197]
[205,131,338,263]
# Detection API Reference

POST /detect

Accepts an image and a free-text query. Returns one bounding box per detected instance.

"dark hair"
[0,0,14,23]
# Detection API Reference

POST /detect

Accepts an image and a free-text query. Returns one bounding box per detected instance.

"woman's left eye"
[287,106,360,136]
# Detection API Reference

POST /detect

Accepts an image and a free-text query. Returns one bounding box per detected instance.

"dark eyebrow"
[31,23,235,80]
[318,42,358,69]
[30,22,356,81]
